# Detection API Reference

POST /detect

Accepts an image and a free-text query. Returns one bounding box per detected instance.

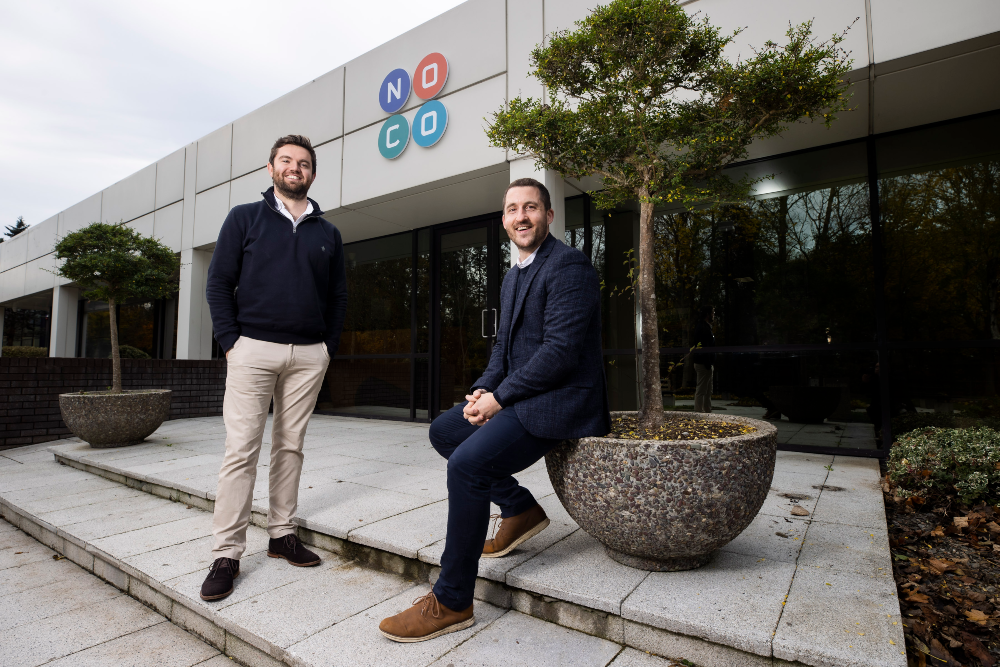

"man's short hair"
[269,135,317,172]
[503,177,551,212]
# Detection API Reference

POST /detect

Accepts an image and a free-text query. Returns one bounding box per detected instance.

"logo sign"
[413,53,449,100]
[379,68,411,114]
[378,114,409,160]
[412,100,448,148]
[376,52,449,159]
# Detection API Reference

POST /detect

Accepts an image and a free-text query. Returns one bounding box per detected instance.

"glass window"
[878,114,1000,342]
[2,300,51,350]
[341,233,413,355]
[653,142,875,347]
[564,196,587,253]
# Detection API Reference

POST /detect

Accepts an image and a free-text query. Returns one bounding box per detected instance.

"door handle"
[482,309,498,338]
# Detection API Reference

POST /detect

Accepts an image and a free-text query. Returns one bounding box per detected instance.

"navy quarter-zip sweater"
[206,187,347,356]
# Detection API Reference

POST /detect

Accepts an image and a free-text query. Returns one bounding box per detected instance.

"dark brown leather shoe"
[482,504,549,558]
[379,592,474,642]
[200,557,239,601]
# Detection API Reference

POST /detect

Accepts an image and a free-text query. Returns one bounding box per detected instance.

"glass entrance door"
[431,218,508,418]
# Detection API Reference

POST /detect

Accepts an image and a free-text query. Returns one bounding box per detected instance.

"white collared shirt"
[273,194,314,230]
[515,247,539,269]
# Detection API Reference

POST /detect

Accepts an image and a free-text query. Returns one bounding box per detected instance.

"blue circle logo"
[378,115,410,159]
[379,68,411,114]
[412,100,448,148]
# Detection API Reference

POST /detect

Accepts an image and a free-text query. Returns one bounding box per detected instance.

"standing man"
[379,177,609,641]
[200,135,347,601]
[692,305,715,413]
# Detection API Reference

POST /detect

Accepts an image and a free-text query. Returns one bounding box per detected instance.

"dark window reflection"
[340,234,413,356]
[321,358,413,419]
[2,306,50,349]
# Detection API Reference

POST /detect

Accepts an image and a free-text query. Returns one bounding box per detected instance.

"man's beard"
[273,172,311,200]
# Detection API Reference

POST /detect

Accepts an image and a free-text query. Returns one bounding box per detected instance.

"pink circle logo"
[413,53,449,100]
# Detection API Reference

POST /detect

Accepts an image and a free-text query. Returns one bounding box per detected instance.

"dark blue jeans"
[429,403,559,611]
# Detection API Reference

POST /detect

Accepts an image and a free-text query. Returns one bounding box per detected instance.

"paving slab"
[285,585,508,667]
[351,499,448,558]
[428,610,623,667]
[718,511,806,563]
[0,528,59,569]
[797,521,893,576]
[759,469,828,519]
[5,484,148,515]
[0,566,124,631]
[608,647,679,667]
[621,550,798,657]
[91,512,214,560]
[773,564,905,667]
[810,468,887,530]
[42,622,221,667]
[123,527,270,583]
[0,551,81,595]
[219,559,414,648]
[3,594,165,667]
[296,482,435,539]
[2,474,121,502]
[507,529,649,614]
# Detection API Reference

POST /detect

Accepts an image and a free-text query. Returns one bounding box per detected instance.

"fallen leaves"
[966,610,991,623]
[790,506,810,517]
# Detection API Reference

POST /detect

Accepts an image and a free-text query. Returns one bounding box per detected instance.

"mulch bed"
[608,415,755,441]
[885,480,1000,666]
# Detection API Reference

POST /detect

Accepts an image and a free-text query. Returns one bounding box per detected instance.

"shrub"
[114,345,150,359]
[1,345,48,358]
[887,426,1000,506]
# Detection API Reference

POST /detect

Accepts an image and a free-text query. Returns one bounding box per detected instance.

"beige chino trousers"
[212,336,329,559]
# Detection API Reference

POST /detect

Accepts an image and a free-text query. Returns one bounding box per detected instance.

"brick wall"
[0,358,227,449]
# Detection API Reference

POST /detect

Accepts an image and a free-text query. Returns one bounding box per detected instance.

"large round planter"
[59,390,172,448]
[545,411,776,571]
[767,386,841,423]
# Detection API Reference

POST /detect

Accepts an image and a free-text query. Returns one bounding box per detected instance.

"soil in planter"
[884,483,1000,665]
[609,415,756,441]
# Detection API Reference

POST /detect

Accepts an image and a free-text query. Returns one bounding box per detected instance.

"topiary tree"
[54,223,180,393]
[486,0,854,429]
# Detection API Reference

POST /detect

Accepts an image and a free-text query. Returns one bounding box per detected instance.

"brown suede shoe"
[379,592,474,642]
[482,503,549,558]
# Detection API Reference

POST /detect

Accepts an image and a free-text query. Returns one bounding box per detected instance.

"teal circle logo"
[378,115,409,159]
[412,100,448,148]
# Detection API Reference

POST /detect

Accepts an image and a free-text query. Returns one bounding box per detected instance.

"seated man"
[379,177,610,642]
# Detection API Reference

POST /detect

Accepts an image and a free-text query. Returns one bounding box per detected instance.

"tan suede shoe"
[379,592,474,643]
[482,504,550,558]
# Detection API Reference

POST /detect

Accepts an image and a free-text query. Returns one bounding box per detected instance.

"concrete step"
[1,447,678,667]
[10,413,905,667]
[0,516,230,667]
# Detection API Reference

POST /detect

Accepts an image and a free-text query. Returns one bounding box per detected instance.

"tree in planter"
[54,223,179,393]
[486,0,854,429]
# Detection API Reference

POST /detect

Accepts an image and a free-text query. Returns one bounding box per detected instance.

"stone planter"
[545,411,776,571]
[59,390,172,448]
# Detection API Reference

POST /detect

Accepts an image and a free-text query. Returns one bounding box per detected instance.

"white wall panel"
[26,216,57,263]
[871,0,1000,63]
[231,68,345,179]
[196,124,233,193]
[193,182,231,249]
[102,163,156,224]
[343,0,505,134]
[0,231,28,273]
[508,0,544,101]
[309,139,343,211]
[0,264,25,304]
[127,212,154,238]
[23,255,55,295]
[229,167,271,209]
[154,201,183,252]
[181,142,197,252]
[155,148,186,209]
[359,167,509,229]
[342,76,508,206]
[58,192,103,238]
[874,44,1000,133]
[324,210,408,244]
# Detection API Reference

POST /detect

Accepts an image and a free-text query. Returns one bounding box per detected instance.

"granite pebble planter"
[545,411,777,571]
[59,390,172,448]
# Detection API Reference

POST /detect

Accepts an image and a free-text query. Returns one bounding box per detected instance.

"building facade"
[2,0,1000,455]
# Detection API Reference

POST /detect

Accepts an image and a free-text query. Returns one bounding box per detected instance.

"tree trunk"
[637,192,664,429]
[108,297,122,394]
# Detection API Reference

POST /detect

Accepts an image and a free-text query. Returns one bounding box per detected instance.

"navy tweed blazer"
[473,233,611,439]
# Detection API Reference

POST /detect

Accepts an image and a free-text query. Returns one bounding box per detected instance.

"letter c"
[386,124,400,149]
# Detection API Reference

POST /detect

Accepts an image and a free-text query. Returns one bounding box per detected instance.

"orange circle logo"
[413,53,449,100]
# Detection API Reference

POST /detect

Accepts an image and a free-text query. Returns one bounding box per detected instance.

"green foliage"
[5,216,29,238]
[53,223,179,304]
[486,0,854,210]
[887,427,1000,506]
[1,345,48,358]
[115,344,150,359]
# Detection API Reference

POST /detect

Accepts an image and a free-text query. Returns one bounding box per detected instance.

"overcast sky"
[0,0,466,231]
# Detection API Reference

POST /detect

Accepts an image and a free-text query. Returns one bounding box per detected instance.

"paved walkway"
[1,517,227,667]
[2,415,906,666]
